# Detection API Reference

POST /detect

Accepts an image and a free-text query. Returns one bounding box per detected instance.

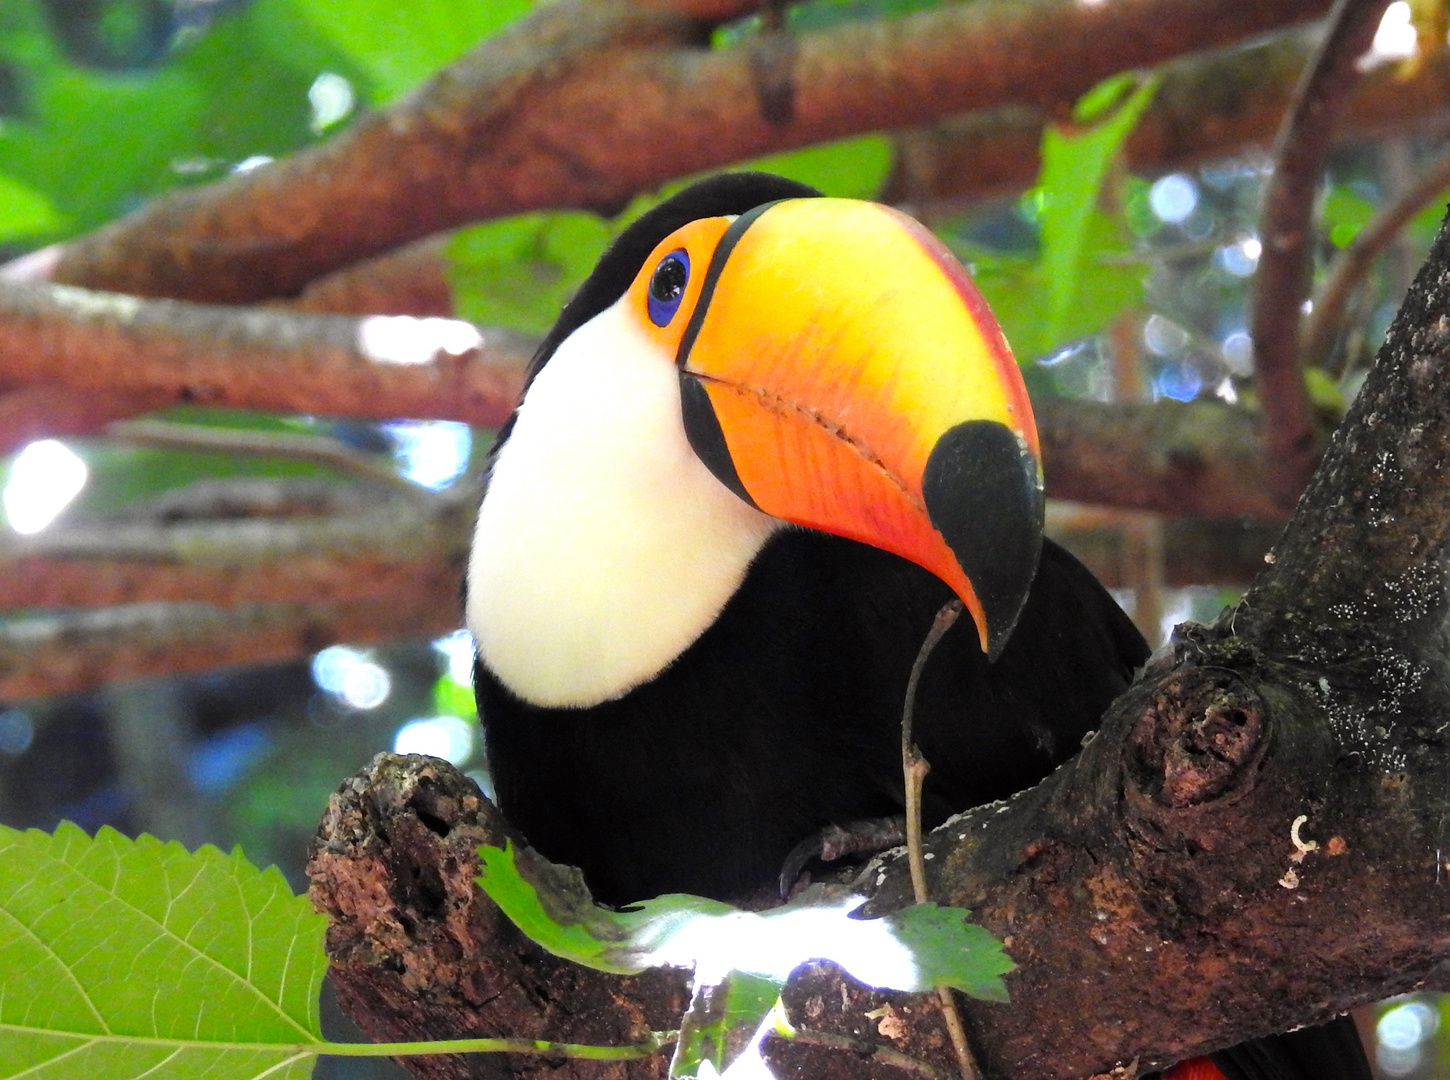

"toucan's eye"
[647,249,690,327]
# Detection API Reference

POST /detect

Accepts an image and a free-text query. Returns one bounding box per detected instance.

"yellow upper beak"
[671,198,1043,658]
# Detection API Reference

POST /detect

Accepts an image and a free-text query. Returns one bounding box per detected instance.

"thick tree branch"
[196,38,1450,322]
[0,596,458,701]
[290,237,455,318]
[0,495,1272,701]
[0,479,471,698]
[0,277,1295,519]
[888,36,1450,210]
[0,281,533,429]
[284,38,1450,322]
[1252,0,1390,502]
[0,385,169,455]
[40,0,1332,304]
[1034,397,1288,519]
[308,208,1450,1080]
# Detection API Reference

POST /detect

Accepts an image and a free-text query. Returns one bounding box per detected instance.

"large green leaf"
[962,74,1155,363]
[0,822,326,1079]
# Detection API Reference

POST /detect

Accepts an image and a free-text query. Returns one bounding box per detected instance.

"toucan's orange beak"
[676,198,1042,658]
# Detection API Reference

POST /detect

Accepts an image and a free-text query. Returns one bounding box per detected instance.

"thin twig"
[1303,150,1450,369]
[107,417,424,493]
[901,599,975,1080]
[1250,0,1391,504]
[787,1026,955,1080]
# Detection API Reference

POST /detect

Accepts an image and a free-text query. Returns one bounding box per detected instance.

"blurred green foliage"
[0,0,373,242]
[447,133,893,334]
[957,73,1158,365]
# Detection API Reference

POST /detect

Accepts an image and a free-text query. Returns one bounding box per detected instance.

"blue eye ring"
[647,249,690,327]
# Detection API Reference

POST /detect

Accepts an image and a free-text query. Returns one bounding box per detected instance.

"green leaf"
[1323,185,1376,249]
[0,822,327,1079]
[1035,72,1158,355]
[0,172,64,240]
[741,134,893,200]
[290,0,532,104]
[1409,190,1450,245]
[670,973,781,1078]
[1304,366,1346,414]
[478,842,1012,997]
[447,212,613,334]
[887,903,1013,1002]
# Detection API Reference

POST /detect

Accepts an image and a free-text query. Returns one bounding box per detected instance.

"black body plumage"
[478,532,1145,903]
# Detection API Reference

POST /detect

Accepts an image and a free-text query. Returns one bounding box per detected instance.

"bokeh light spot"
[394,716,476,766]
[4,439,87,534]
[1149,174,1198,224]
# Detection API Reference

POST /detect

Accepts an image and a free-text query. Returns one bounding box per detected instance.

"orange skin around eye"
[622,217,732,350]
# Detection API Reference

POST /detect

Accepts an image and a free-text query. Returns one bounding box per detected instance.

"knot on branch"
[1127,670,1266,809]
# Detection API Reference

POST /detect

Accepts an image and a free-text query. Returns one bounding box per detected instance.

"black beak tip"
[922,420,1045,662]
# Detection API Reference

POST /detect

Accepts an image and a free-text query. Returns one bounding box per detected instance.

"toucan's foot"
[778,816,908,898]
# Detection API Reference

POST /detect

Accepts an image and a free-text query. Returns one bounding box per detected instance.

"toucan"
[465,173,1372,1080]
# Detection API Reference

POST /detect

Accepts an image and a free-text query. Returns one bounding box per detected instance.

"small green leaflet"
[477,841,1013,997]
[893,902,1013,1002]
[0,822,327,1080]
[0,172,64,241]
[670,972,784,1078]
[1037,72,1159,354]
[479,842,1012,1078]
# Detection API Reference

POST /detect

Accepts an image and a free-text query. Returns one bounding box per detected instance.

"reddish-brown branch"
[289,40,1450,322]
[1251,0,1390,503]
[42,0,1332,304]
[0,597,461,701]
[1,277,1294,520]
[0,478,472,699]
[1035,397,1288,519]
[0,385,170,454]
[889,34,1450,209]
[0,479,470,609]
[289,237,455,317]
[0,281,533,428]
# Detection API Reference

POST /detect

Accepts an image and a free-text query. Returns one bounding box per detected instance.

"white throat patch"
[467,300,779,708]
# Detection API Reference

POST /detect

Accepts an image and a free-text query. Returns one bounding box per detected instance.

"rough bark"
[306,207,1450,1080]
[310,756,692,1080]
